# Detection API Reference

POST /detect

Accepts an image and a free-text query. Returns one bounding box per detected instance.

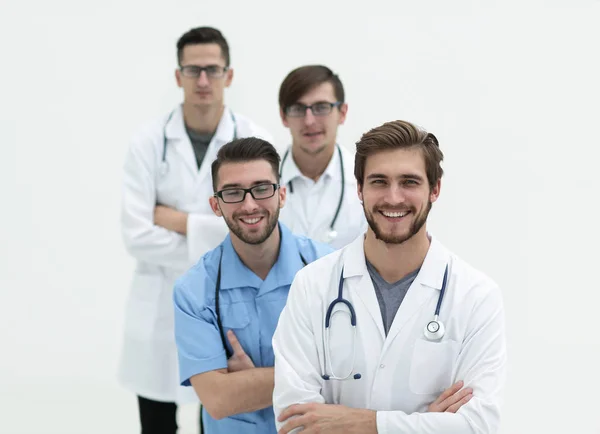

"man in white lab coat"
[117,26,272,434]
[272,120,507,434]
[277,65,367,249]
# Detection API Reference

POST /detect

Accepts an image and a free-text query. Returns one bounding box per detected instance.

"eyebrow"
[366,173,425,182]
[219,180,274,190]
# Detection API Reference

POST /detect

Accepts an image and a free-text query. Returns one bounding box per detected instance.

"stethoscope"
[279,144,345,244]
[160,108,238,176]
[213,244,308,359]
[321,263,450,381]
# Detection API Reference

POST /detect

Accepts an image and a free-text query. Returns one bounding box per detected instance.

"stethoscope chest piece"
[424,318,445,341]
[323,229,338,244]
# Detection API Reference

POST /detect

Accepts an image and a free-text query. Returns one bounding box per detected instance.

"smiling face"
[358,147,440,245]
[281,82,347,156]
[209,159,286,245]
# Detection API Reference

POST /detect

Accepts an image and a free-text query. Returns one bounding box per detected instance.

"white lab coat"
[118,104,273,403]
[272,233,507,433]
[278,144,367,249]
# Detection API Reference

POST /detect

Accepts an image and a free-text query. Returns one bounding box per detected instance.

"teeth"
[382,211,408,218]
[241,217,261,224]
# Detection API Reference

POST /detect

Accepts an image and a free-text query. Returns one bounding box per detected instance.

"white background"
[1,0,599,433]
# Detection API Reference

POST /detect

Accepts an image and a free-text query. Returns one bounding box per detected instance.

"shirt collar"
[342,232,451,291]
[165,104,236,144]
[219,222,305,292]
[280,144,344,187]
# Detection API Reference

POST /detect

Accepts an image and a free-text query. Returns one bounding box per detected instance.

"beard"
[224,205,280,245]
[364,200,431,245]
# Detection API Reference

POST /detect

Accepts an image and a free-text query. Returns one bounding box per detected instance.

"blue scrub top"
[173,222,334,434]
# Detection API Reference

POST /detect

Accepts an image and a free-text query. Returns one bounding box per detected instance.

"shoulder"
[125,109,172,156]
[295,242,344,285]
[337,144,358,186]
[229,110,274,142]
[447,249,503,306]
[173,243,223,306]
[292,232,336,263]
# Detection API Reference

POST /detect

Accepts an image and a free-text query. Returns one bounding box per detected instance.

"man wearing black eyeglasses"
[277,65,367,250]
[118,26,272,434]
[172,137,334,434]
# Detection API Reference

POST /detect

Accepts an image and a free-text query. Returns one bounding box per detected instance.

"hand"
[153,205,188,234]
[278,403,376,434]
[427,380,473,413]
[226,330,255,373]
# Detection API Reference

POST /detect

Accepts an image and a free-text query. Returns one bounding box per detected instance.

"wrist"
[354,409,377,434]
[177,212,189,235]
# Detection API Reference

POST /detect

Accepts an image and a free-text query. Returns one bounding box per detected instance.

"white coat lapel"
[383,236,451,351]
[165,106,198,177]
[343,236,386,341]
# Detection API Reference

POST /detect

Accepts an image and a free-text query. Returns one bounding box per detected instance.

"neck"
[363,228,431,283]
[230,226,281,280]
[182,102,224,133]
[291,143,336,181]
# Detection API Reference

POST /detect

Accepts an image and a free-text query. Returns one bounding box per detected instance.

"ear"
[175,69,183,88]
[224,67,234,88]
[357,182,363,203]
[280,107,289,128]
[209,196,223,217]
[429,179,441,203]
[279,184,287,209]
[338,102,348,125]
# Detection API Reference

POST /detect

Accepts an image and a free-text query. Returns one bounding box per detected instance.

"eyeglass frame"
[179,64,230,79]
[284,101,343,118]
[214,183,280,204]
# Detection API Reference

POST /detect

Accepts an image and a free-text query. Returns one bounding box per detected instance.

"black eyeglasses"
[180,64,229,79]
[285,101,342,118]
[214,183,279,204]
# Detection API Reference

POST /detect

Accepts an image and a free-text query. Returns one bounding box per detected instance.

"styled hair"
[211,137,281,191]
[278,65,345,111]
[354,120,444,188]
[176,26,230,66]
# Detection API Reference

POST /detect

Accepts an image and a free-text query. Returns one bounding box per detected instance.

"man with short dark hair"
[172,137,333,434]
[277,65,367,249]
[118,26,272,433]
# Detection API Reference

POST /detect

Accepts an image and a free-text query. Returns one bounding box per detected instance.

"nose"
[385,184,406,204]
[239,191,260,212]
[196,71,210,87]
[303,108,317,126]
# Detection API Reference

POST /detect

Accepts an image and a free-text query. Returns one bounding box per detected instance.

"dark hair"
[354,120,444,189]
[176,26,230,66]
[211,137,281,191]
[278,65,345,111]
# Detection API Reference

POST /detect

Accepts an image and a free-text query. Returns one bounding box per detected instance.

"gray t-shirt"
[186,127,214,170]
[366,261,420,335]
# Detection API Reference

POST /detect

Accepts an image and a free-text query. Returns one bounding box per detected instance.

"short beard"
[225,206,280,245]
[364,201,431,244]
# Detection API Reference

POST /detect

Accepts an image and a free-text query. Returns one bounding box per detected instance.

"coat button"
[379,364,385,369]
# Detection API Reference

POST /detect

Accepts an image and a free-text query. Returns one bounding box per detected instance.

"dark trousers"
[137,396,203,434]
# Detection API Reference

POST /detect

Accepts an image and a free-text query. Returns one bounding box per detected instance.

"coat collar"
[164,104,237,145]
[280,144,344,187]
[342,232,451,291]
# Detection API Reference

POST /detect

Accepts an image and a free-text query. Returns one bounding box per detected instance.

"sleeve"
[173,266,228,386]
[272,270,326,431]
[120,133,191,269]
[376,284,507,434]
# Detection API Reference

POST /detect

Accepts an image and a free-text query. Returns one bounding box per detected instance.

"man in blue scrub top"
[173,136,334,433]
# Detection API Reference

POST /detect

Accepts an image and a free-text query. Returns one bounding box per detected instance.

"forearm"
[376,410,477,434]
[198,367,274,420]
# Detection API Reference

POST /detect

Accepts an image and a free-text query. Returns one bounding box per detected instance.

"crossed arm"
[189,330,275,420]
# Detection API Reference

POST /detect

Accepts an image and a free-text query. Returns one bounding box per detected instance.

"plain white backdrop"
[1,0,599,433]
